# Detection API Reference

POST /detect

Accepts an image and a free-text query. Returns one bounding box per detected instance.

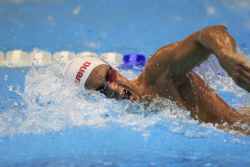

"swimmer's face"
[86,65,139,101]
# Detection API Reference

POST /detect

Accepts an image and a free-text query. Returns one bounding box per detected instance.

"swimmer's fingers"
[239,63,250,78]
[233,62,250,92]
[233,75,250,92]
[222,54,250,92]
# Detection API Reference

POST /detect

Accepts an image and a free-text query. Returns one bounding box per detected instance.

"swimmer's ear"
[85,64,108,90]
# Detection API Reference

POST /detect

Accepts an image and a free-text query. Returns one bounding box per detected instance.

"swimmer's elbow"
[198,25,228,42]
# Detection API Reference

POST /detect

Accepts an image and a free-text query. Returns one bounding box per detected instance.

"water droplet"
[3,74,8,82]
[8,85,14,92]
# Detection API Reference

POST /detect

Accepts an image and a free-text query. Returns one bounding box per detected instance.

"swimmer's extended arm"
[143,25,250,92]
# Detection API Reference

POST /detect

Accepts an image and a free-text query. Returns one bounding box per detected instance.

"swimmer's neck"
[129,76,186,107]
[127,78,155,102]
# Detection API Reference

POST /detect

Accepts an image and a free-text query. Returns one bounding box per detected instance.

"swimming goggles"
[96,66,132,99]
[96,66,117,94]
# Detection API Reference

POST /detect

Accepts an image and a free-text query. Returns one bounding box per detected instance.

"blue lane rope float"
[120,53,146,70]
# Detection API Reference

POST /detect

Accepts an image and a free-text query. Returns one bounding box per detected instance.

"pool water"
[0,0,250,166]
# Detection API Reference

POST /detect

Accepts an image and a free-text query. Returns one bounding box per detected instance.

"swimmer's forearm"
[197,25,250,92]
[144,25,250,91]
[197,25,237,60]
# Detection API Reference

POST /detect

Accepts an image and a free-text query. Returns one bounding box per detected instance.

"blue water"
[0,0,250,166]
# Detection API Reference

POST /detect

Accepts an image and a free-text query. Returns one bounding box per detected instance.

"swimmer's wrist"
[216,49,232,60]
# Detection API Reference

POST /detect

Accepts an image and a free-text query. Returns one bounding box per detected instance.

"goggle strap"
[103,81,110,89]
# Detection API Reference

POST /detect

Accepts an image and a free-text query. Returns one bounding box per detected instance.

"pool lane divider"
[0,50,123,68]
[6,50,33,67]
[0,50,147,70]
[0,51,4,66]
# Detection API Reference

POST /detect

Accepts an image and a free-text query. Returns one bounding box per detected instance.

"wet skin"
[89,25,250,134]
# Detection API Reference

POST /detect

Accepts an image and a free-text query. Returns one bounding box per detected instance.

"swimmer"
[65,25,250,134]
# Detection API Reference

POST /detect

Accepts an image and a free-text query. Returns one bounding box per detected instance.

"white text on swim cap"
[75,61,91,84]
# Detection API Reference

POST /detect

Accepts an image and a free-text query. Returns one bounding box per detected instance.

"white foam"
[100,52,123,66]
[0,51,4,66]
[30,49,52,66]
[0,62,218,138]
[6,50,31,67]
[53,51,75,64]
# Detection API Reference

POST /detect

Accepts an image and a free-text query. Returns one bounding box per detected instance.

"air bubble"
[3,74,8,82]
[8,85,14,92]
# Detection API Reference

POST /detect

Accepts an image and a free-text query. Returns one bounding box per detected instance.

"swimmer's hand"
[219,51,250,92]
[197,25,250,92]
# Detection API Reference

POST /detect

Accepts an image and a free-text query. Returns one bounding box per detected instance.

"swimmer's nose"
[104,82,121,98]
[106,83,131,100]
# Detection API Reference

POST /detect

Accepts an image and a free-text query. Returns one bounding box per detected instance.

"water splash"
[194,54,250,107]
[0,62,195,137]
[0,55,249,138]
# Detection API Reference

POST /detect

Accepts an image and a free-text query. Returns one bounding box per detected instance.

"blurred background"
[0,0,250,55]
